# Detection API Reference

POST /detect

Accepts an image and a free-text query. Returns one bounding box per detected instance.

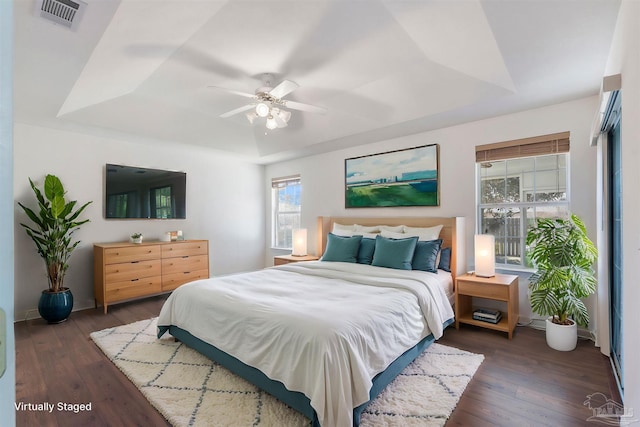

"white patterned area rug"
[90,318,483,427]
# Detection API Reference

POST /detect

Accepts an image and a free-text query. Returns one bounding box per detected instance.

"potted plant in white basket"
[130,233,143,244]
[526,214,597,351]
[18,174,92,323]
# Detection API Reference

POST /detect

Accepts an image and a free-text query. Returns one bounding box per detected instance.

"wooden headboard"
[317,216,466,281]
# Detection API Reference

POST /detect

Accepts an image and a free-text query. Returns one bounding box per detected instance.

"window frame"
[271,175,301,250]
[477,153,570,271]
[151,185,174,219]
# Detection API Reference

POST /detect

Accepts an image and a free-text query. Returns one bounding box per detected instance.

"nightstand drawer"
[457,280,509,300]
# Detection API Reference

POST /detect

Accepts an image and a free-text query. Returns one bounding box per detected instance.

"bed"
[158,216,466,427]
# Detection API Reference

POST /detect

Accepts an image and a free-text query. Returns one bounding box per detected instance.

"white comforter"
[157,261,454,427]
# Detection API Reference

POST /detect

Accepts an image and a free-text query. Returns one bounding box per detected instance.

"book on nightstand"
[473,308,502,324]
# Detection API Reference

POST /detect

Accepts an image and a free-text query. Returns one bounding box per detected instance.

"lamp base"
[475,273,496,278]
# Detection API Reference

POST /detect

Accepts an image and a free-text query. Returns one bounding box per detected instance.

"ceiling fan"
[210,74,326,130]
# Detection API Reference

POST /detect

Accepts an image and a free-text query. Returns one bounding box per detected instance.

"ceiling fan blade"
[269,80,299,99]
[208,86,256,99]
[220,104,255,118]
[284,100,327,114]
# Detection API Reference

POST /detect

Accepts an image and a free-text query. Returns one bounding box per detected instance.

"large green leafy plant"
[526,214,597,327]
[18,175,92,293]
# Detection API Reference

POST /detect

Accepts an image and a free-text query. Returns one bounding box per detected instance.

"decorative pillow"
[332,223,356,237]
[403,224,444,241]
[356,238,376,265]
[371,235,418,270]
[321,233,362,263]
[438,247,452,272]
[412,239,443,273]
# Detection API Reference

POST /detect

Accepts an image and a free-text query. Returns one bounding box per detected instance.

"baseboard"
[519,316,594,340]
[15,299,96,323]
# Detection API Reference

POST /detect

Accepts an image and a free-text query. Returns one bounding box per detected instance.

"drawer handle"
[131,261,139,264]
[184,272,190,274]
[182,256,189,259]
[131,278,139,282]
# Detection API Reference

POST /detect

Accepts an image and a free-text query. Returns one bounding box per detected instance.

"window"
[476,132,570,269]
[271,175,301,249]
[106,191,136,218]
[151,186,173,219]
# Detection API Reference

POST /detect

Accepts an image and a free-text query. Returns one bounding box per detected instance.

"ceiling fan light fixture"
[266,115,278,130]
[256,102,270,118]
[277,109,291,123]
[245,111,258,124]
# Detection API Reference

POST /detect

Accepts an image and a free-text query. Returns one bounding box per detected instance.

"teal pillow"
[356,237,376,264]
[438,247,452,272]
[371,235,418,270]
[412,239,443,273]
[321,233,363,263]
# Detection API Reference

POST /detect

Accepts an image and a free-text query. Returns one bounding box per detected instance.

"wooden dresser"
[93,240,209,313]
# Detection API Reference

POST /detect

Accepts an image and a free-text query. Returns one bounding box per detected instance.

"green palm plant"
[18,175,92,293]
[526,214,597,327]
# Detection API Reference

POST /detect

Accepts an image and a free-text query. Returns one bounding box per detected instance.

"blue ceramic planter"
[38,288,73,323]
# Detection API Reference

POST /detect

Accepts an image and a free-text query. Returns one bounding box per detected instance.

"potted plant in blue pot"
[18,174,92,323]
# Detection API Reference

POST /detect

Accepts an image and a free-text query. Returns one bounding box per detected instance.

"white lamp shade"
[266,116,278,130]
[475,234,495,277]
[292,229,308,256]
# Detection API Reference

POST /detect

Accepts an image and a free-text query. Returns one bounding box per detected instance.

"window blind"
[475,131,570,163]
[271,175,300,189]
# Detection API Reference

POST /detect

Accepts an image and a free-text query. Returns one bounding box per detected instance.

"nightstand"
[455,273,519,339]
[274,254,320,266]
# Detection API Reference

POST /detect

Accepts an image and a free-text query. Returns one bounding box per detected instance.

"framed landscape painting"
[345,144,440,208]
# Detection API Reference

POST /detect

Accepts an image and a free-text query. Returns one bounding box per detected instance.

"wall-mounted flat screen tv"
[105,164,186,219]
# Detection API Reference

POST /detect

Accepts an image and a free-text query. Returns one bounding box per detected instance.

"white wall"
[13,123,266,319]
[265,96,599,327]
[604,0,640,418]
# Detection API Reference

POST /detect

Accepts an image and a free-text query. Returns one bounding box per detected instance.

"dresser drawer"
[162,255,208,275]
[105,277,162,302]
[104,246,161,264]
[105,260,161,283]
[94,239,209,314]
[162,241,207,258]
[162,270,209,292]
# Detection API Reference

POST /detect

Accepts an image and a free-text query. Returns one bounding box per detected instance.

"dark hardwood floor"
[15,296,619,427]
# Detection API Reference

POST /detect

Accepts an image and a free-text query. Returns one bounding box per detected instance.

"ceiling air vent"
[35,0,87,31]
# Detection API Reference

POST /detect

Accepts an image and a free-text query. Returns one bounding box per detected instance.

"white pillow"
[353,224,381,233]
[403,224,444,241]
[332,223,355,236]
[379,225,404,233]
